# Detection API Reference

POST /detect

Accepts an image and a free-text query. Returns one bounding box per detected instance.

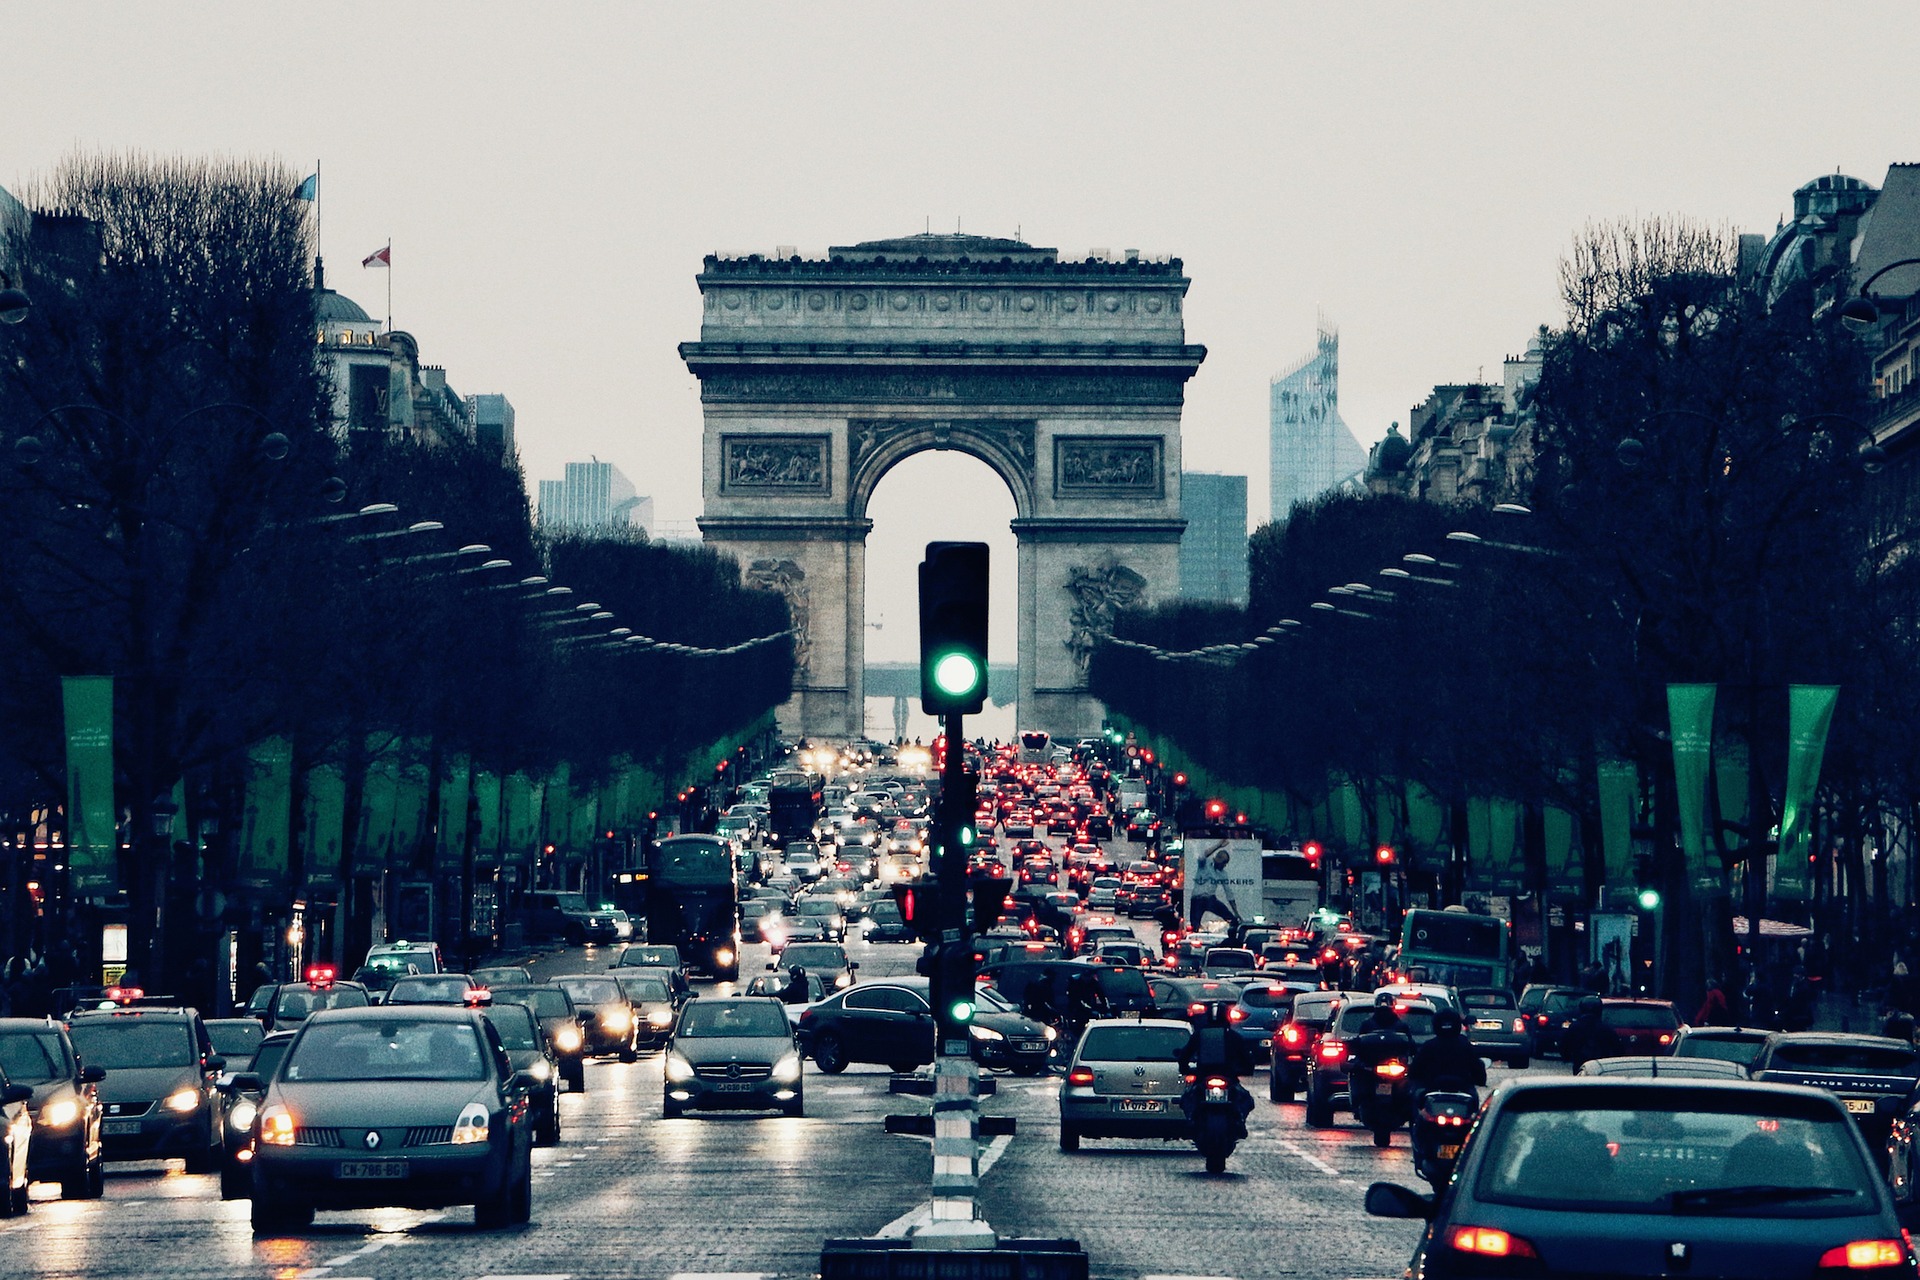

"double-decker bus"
[1396,906,1511,989]
[1258,850,1321,926]
[1017,730,1052,765]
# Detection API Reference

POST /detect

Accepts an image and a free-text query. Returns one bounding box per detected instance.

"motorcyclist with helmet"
[1178,1000,1256,1128]
[1346,991,1419,1136]
[781,964,811,1005]
[1559,995,1622,1070]
[1409,1008,1487,1098]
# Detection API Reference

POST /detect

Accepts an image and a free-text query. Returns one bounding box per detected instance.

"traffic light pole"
[917,711,993,1249]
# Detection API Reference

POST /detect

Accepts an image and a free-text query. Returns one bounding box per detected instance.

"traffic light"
[891,877,948,944]
[1172,773,1188,789]
[970,875,1014,933]
[930,942,977,1042]
[1375,844,1397,865]
[1205,799,1227,822]
[1302,840,1322,866]
[1634,854,1661,910]
[919,542,989,715]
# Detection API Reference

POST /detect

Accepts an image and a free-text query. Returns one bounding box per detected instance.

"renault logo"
[364,1130,381,1150]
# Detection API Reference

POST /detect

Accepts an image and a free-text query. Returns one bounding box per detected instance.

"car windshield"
[482,1006,541,1050]
[798,900,838,916]
[1462,990,1515,1010]
[1475,1091,1874,1216]
[1337,1006,1436,1037]
[0,1030,68,1083]
[390,976,472,1002]
[554,978,622,1007]
[206,1022,264,1057]
[472,969,529,986]
[1205,950,1255,970]
[1604,1005,1681,1029]
[1769,1042,1920,1076]
[1675,1035,1769,1065]
[621,948,678,967]
[868,903,902,923]
[1544,991,1587,1013]
[251,1038,292,1081]
[782,945,846,970]
[68,1019,195,1068]
[1240,987,1294,1009]
[275,986,370,1020]
[284,1019,489,1082]
[618,977,672,1002]
[676,1002,791,1038]
[494,988,573,1020]
[1080,1025,1190,1062]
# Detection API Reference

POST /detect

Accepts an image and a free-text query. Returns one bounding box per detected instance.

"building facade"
[1270,322,1367,521]
[469,394,516,454]
[538,460,650,533]
[1178,471,1248,604]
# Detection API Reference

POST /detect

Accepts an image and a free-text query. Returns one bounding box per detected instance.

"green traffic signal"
[957,823,976,847]
[1637,887,1661,911]
[947,997,975,1024]
[932,650,983,698]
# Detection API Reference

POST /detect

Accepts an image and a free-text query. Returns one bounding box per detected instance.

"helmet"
[789,965,806,979]
[1434,1009,1463,1036]
[1374,990,1398,1008]
[1579,995,1603,1017]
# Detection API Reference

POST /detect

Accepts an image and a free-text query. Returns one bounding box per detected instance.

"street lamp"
[1838,258,1920,329]
[0,273,30,326]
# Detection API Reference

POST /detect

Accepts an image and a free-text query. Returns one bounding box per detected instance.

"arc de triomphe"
[681,233,1205,741]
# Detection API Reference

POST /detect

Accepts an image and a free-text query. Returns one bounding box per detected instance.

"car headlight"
[970,1025,1005,1042]
[554,1026,583,1053]
[772,1052,803,1083]
[1043,1025,1058,1042]
[648,1009,674,1028]
[529,1060,552,1082]
[450,1101,491,1144]
[259,1104,296,1146]
[228,1099,258,1132]
[714,948,736,968]
[603,1009,633,1033]
[164,1087,201,1114]
[39,1097,80,1129]
[664,1053,695,1084]
[836,973,852,989]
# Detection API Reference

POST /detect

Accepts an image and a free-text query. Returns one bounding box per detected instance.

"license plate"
[1115,1098,1165,1113]
[103,1119,142,1136]
[1846,1098,1877,1115]
[1016,1041,1046,1052]
[1473,1019,1503,1030]
[1437,1143,1460,1160]
[337,1160,407,1179]
[714,1081,755,1093]
[1377,1082,1397,1095]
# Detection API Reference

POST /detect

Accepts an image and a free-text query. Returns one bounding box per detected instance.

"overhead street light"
[1838,257,1920,329]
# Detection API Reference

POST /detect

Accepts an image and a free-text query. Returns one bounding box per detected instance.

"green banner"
[391,740,431,870]
[542,763,571,851]
[1597,760,1638,893]
[61,676,116,897]
[302,763,346,881]
[238,736,294,889]
[472,770,501,864]
[359,734,399,869]
[1667,684,1721,896]
[1776,685,1840,902]
[1545,806,1581,892]
[436,753,471,874]
[504,773,537,866]
[569,781,600,854]
[1465,798,1520,890]
[1405,784,1446,852]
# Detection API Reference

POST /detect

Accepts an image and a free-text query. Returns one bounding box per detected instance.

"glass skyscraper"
[1269,323,1366,522]
[1179,472,1249,605]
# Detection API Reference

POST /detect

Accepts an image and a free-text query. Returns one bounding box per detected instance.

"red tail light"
[1280,1024,1304,1045]
[1817,1240,1908,1269]
[304,966,336,987]
[1187,1003,1206,1016]
[1067,1067,1095,1085]
[1227,1007,1247,1023]
[1450,1227,1537,1259]
[1205,1076,1228,1090]
[1317,1040,1347,1064]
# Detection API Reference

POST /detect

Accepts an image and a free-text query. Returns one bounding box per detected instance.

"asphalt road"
[6,853,1563,1280]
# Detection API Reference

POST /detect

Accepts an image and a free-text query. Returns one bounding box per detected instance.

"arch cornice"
[846,418,1037,522]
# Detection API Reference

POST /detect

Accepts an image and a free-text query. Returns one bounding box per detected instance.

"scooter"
[1188,1075,1247,1174]
[1411,1083,1479,1189]
[1348,1055,1415,1147]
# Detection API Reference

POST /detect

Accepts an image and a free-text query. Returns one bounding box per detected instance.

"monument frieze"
[1054,436,1165,498]
[699,368,1186,407]
[720,434,831,494]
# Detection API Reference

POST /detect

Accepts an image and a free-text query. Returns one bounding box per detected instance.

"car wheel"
[475,1180,513,1230]
[184,1140,219,1175]
[1059,1124,1080,1152]
[812,1032,849,1074]
[1373,1126,1393,1148]
[62,1155,104,1201]
[661,1094,685,1120]
[1509,1054,1530,1070]
[783,1094,805,1118]
[537,1103,561,1147]
[564,1061,586,1092]
[889,1061,920,1076]
[4,1178,24,1218]
[1269,1073,1293,1105]
[510,1157,533,1225]
[1304,1084,1334,1128]
[220,1161,252,1200]
[619,1042,639,1064]
[251,1199,314,1234]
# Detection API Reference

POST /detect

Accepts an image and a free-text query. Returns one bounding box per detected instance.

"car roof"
[302,1004,482,1024]
[1579,1057,1749,1079]
[1763,1031,1912,1048]
[69,1005,195,1021]
[1674,1026,1770,1039]
[1082,1017,1191,1032]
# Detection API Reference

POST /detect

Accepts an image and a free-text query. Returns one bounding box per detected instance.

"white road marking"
[1277,1137,1360,1187]
[476,1275,574,1280]
[877,1201,934,1238]
[670,1273,768,1280]
[1143,1274,1239,1280]
[978,1132,1013,1175]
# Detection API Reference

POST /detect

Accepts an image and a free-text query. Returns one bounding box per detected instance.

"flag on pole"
[362,245,390,268]
[294,173,318,201]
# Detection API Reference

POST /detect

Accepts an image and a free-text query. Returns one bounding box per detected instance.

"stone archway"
[682,233,1205,740]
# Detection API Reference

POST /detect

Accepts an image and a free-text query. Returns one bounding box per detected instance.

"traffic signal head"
[1205,799,1227,821]
[970,875,1014,933]
[891,877,946,943]
[936,943,976,1028]
[1637,886,1662,911]
[1303,841,1322,865]
[1376,845,1396,865]
[919,542,989,715]
[1172,773,1188,788]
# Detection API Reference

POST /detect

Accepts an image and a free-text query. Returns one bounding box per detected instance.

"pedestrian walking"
[1695,978,1732,1027]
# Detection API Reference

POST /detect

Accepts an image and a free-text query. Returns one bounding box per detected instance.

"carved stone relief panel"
[720,434,831,494]
[743,559,811,674]
[1061,557,1148,677]
[1053,436,1165,498]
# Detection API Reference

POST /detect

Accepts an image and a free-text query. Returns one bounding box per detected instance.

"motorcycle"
[1348,1055,1415,1147]
[1188,1074,1246,1174]
[1411,1083,1479,1189]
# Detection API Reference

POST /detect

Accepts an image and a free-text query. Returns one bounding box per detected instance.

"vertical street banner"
[436,752,471,875]
[471,769,501,864]
[61,676,116,897]
[570,779,600,855]
[542,763,571,852]
[1182,835,1261,930]
[1465,798,1520,890]
[1667,684,1721,895]
[238,736,294,890]
[1405,784,1446,854]
[503,773,537,867]
[358,734,399,870]
[302,763,346,881]
[620,764,659,829]
[1776,684,1840,902]
[1544,806,1582,892]
[391,739,431,870]
[1596,760,1638,893]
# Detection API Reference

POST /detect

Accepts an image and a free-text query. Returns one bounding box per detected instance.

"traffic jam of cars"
[0,735,1912,1280]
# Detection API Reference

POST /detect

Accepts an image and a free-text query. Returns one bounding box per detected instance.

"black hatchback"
[797,979,1050,1075]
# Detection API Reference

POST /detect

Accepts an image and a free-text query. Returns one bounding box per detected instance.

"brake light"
[1317,1041,1347,1064]
[1512,1017,1527,1034]
[1658,1033,1673,1045]
[305,965,336,987]
[1536,1014,1549,1025]
[1227,1006,1247,1023]
[1205,1076,1228,1090]
[1817,1240,1908,1269]
[1067,1067,1095,1085]
[1280,1024,1304,1045]
[1188,1003,1206,1016]
[105,986,144,1003]
[1450,1227,1537,1258]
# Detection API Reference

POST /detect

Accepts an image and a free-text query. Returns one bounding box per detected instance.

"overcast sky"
[6,2,1917,674]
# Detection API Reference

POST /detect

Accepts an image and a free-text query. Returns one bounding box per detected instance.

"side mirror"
[507,1070,539,1094]
[79,1064,106,1084]
[1,1083,30,1106]
[578,1011,595,1025]
[1364,1181,1435,1220]
[205,1055,227,1073]
[229,1072,264,1094]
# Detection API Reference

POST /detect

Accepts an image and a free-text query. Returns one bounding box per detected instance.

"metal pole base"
[910,1218,999,1250]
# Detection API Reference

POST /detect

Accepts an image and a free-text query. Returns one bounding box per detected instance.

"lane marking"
[1277,1137,1360,1187]
[476,1275,574,1280]
[979,1132,1013,1176]
[669,1274,768,1280]
[877,1201,933,1238]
